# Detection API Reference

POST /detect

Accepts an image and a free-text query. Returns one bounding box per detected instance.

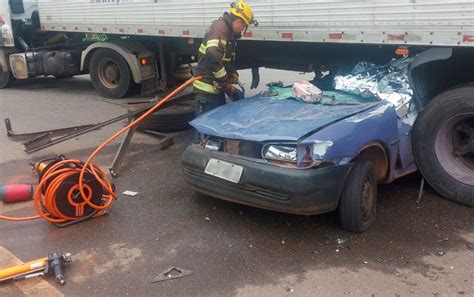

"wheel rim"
[435,113,474,186]
[360,177,375,224]
[97,59,121,89]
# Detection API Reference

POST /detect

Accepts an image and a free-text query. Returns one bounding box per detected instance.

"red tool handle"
[0,184,34,204]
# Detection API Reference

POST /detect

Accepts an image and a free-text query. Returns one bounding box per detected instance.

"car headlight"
[262,144,297,163]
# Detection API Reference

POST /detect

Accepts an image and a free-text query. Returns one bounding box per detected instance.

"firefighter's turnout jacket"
[193,13,236,95]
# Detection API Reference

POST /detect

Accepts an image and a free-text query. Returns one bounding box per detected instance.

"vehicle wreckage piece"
[5,118,94,142]
[4,102,156,153]
[152,267,194,283]
[334,57,415,119]
[5,102,175,177]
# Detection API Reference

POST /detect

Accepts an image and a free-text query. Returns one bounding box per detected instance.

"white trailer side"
[37,0,474,47]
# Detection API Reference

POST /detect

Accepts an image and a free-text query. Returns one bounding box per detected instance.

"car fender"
[300,103,400,181]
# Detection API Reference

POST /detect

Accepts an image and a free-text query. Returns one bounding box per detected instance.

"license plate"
[205,158,243,184]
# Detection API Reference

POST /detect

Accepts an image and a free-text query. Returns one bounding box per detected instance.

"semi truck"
[0,0,473,207]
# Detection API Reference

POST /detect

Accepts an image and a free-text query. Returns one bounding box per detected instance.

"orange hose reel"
[0,76,201,225]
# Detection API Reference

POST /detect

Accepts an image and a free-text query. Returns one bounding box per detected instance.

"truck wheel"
[89,49,136,99]
[413,86,474,207]
[0,70,13,89]
[339,160,377,232]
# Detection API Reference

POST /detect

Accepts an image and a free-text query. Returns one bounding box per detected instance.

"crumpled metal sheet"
[351,61,377,74]
[334,57,415,118]
[334,75,378,99]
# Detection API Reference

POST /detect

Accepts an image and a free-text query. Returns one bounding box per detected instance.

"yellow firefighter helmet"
[230,1,258,27]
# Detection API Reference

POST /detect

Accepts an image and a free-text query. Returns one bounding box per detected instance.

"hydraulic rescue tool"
[0,76,201,226]
[0,252,72,285]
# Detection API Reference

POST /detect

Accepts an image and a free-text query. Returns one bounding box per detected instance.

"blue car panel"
[301,103,398,161]
[190,97,381,142]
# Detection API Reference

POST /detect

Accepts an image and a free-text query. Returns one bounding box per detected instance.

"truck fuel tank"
[9,50,82,79]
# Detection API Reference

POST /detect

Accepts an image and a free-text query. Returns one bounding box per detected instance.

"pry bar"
[6,102,155,154]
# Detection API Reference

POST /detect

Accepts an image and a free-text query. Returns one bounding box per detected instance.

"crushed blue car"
[182,59,421,232]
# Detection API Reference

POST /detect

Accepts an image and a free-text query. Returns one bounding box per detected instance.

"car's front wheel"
[339,160,377,232]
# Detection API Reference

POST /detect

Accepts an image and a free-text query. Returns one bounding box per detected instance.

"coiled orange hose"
[0,76,201,223]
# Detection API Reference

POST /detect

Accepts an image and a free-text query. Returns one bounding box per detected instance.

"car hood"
[190,97,381,142]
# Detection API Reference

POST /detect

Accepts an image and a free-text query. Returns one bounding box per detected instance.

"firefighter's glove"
[223,84,236,95]
[229,72,239,85]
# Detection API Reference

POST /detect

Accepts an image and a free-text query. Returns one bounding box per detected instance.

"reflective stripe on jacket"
[194,12,236,94]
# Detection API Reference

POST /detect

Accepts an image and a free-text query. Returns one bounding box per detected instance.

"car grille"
[222,139,263,159]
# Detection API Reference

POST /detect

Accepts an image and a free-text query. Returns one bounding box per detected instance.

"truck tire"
[339,160,377,232]
[413,86,474,207]
[0,70,13,89]
[138,100,195,132]
[89,49,136,99]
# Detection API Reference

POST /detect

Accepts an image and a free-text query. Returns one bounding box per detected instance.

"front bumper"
[182,145,353,215]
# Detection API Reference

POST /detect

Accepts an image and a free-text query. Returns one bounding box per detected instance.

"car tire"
[0,70,13,89]
[138,100,196,132]
[89,49,136,99]
[339,160,377,232]
[413,86,474,207]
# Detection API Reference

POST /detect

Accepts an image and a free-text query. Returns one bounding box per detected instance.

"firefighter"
[193,0,258,116]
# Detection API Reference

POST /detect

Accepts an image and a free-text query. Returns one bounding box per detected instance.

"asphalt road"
[0,73,472,297]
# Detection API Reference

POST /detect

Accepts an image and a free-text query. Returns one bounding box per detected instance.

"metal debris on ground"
[122,191,138,197]
[4,100,158,153]
[5,103,175,177]
[152,267,194,283]
[416,178,426,205]
[336,238,349,252]
[336,238,348,245]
